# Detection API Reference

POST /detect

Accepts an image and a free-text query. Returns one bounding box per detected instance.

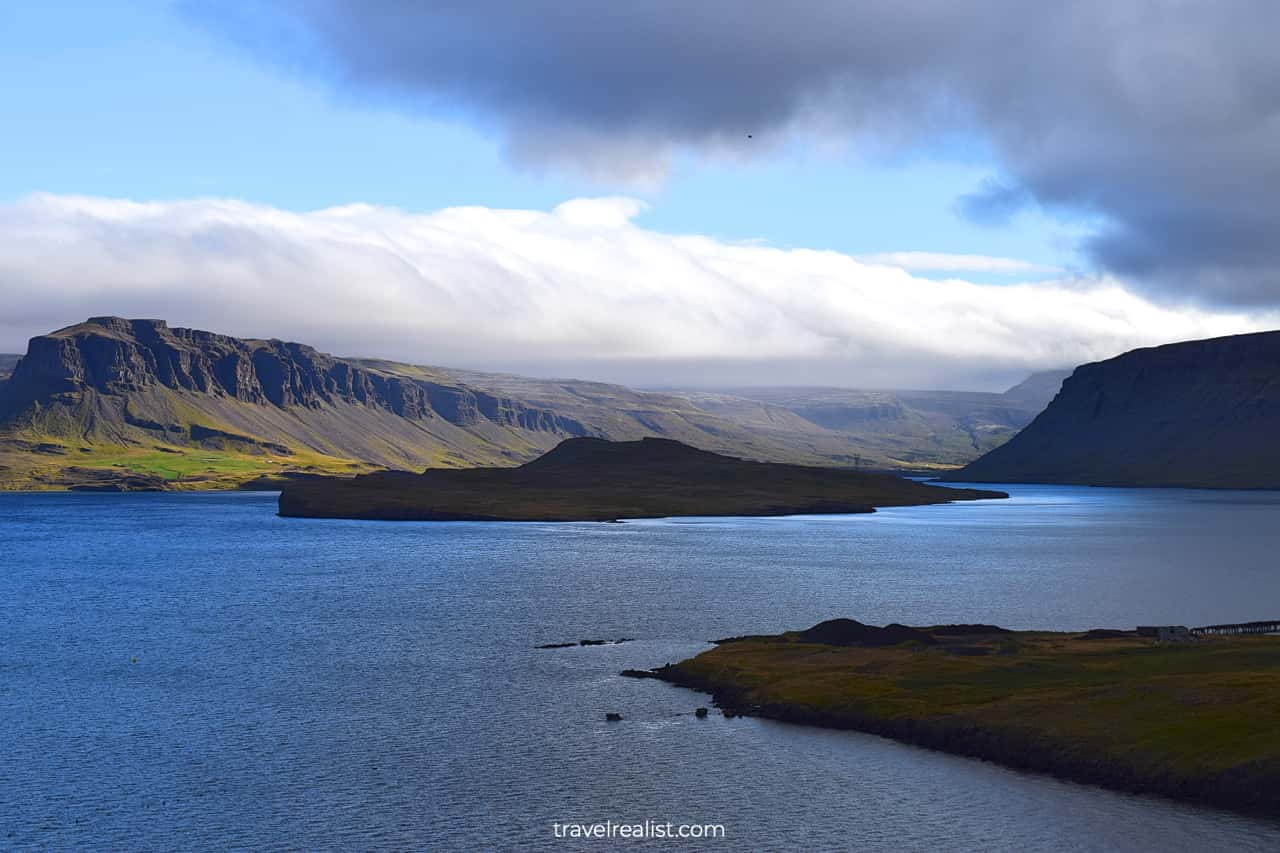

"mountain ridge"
[674,372,1069,465]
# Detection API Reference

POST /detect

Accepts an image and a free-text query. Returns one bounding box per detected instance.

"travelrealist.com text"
[551,820,726,840]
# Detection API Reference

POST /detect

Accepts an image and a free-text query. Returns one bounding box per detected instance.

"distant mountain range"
[948,331,1280,488]
[668,372,1066,469]
[0,317,1065,490]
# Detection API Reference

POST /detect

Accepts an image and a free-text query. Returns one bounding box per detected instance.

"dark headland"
[946,329,1280,488]
[277,437,1006,521]
[643,620,1280,817]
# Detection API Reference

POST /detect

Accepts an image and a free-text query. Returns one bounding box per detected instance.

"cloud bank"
[855,253,1056,275]
[0,194,1270,389]
[190,1,1280,304]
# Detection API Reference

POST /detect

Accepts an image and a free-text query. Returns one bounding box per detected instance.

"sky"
[1,1,1277,389]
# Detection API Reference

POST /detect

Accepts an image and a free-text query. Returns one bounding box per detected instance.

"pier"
[1190,620,1280,636]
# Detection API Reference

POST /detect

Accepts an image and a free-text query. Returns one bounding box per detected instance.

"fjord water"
[3,486,1279,851]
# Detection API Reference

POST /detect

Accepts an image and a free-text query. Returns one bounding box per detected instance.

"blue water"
[3,485,1280,851]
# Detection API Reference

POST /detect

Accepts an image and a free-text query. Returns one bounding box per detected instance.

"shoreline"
[640,623,1280,819]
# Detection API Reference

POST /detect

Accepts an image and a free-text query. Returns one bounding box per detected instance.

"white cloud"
[855,252,1058,275]
[552,197,648,228]
[0,193,1273,389]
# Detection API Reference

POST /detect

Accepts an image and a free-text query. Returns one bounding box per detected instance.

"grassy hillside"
[0,378,572,490]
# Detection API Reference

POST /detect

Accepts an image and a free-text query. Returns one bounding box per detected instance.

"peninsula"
[644,620,1280,816]
[276,437,1006,521]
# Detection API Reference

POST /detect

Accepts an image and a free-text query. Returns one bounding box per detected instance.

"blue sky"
[1,2,1271,388]
[1,1,1073,278]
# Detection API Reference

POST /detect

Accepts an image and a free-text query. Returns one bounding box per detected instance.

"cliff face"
[0,318,617,489]
[0,317,585,433]
[948,331,1280,488]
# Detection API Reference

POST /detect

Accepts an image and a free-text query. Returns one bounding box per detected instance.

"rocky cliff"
[947,331,1280,488]
[0,317,611,489]
[0,317,585,434]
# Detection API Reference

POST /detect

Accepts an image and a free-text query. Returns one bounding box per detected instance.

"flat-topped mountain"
[0,317,603,489]
[277,437,1006,521]
[1,317,588,431]
[947,331,1280,488]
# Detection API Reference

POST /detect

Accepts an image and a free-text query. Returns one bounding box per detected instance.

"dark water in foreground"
[3,485,1280,851]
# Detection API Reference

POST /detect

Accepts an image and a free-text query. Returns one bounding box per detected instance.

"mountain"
[946,331,1280,488]
[0,317,1065,490]
[0,317,790,489]
[998,370,1072,409]
[0,353,19,381]
[665,371,1069,469]
[278,437,1007,521]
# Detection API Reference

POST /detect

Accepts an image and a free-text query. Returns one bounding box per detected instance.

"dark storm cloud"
[191,1,1280,304]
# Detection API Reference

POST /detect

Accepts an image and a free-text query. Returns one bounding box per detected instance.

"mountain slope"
[0,354,18,381]
[946,331,1280,488]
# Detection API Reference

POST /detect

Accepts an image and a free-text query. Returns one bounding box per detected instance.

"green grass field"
[0,437,377,490]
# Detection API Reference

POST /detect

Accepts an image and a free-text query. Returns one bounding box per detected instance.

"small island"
[643,619,1280,817]
[277,437,1006,521]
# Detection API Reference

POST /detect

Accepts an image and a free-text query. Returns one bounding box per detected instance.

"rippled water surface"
[4,485,1280,851]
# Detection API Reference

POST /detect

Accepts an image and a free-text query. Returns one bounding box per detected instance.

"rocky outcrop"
[793,618,935,647]
[947,331,1280,488]
[54,467,168,492]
